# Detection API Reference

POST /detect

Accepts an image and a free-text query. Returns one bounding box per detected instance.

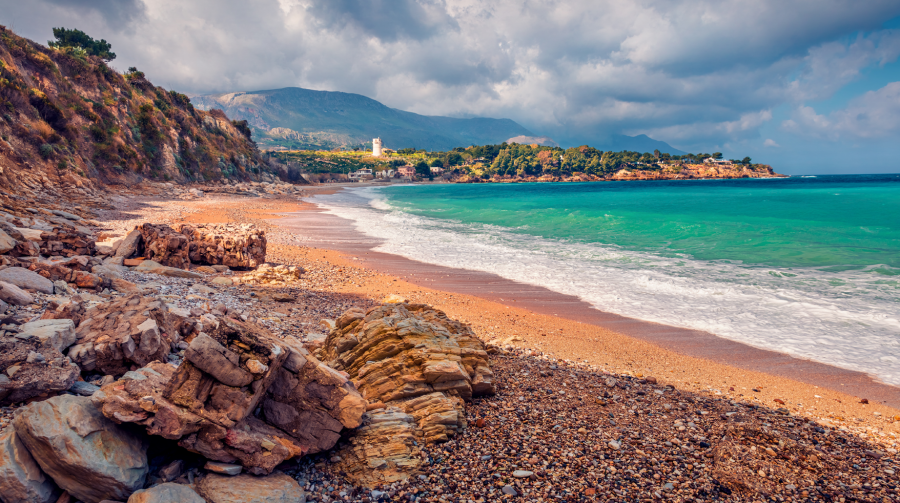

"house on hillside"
[397,165,416,179]
[430,166,444,174]
[704,158,733,166]
[349,168,373,180]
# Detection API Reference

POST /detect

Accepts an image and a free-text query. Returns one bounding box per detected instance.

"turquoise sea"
[311,175,900,385]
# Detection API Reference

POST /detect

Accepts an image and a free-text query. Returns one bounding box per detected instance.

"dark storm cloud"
[305,0,458,42]
[45,0,146,27]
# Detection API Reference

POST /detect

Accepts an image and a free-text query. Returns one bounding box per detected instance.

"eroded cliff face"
[0,25,267,200]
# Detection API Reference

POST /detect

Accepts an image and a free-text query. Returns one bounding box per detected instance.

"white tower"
[372,138,383,157]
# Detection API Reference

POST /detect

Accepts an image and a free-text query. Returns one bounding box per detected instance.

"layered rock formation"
[316,303,495,486]
[175,223,267,268]
[0,332,80,405]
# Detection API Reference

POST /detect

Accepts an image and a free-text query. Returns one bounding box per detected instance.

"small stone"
[512,470,533,478]
[211,277,233,286]
[260,439,276,451]
[204,461,242,476]
[608,440,621,450]
[68,381,100,396]
[663,482,674,491]
[501,485,518,496]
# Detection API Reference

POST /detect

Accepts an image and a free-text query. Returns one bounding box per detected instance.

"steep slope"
[0,25,269,203]
[192,87,533,151]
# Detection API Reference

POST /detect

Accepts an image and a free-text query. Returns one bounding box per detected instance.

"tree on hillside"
[741,157,751,165]
[48,28,116,61]
[415,160,432,180]
[712,152,723,160]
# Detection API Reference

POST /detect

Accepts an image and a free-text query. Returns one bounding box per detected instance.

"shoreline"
[280,186,900,413]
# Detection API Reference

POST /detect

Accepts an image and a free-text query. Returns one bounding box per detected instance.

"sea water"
[311,175,900,385]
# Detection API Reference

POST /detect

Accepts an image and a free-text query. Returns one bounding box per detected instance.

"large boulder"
[0,429,60,503]
[67,294,177,376]
[115,229,143,258]
[0,280,35,306]
[0,334,80,405]
[13,395,148,503]
[262,341,366,454]
[317,303,495,486]
[196,472,306,503]
[137,224,189,269]
[175,223,267,268]
[127,483,204,503]
[0,267,54,294]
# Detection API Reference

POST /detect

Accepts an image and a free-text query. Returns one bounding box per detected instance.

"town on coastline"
[267,137,785,184]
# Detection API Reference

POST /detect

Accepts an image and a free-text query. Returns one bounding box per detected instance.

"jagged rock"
[332,408,420,487]
[196,472,306,503]
[17,318,76,352]
[26,256,92,284]
[0,334,79,405]
[0,228,17,254]
[318,303,495,486]
[126,483,203,503]
[0,429,60,503]
[67,294,177,376]
[69,381,100,396]
[236,263,303,285]
[40,296,88,326]
[138,224,189,269]
[165,317,286,428]
[110,278,141,293]
[175,223,267,268]
[134,260,202,279]
[262,341,366,454]
[0,281,34,306]
[39,226,96,258]
[0,267,54,293]
[115,229,143,258]
[13,395,148,503]
[157,460,183,482]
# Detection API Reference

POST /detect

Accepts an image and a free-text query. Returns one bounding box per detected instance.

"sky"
[2,1,900,174]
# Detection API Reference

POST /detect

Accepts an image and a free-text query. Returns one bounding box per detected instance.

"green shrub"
[39,143,53,158]
[48,28,116,61]
[56,160,67,170]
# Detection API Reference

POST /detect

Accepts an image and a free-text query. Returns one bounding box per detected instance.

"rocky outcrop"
[0,334,80,405]
[262,340,366,454]
[138,224,190,269]
[317,303,495,486]
[175,223,267,269]
[0,429,60,503]
[17,319,76,352]
[196,472,306,503]
[92,316,366,475]
[115,229,143,258]
[67,294,177,376]
[13,395,148,503]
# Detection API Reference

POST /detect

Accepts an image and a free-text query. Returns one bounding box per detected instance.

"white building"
[349,168,373,180]
[704,158,733,165]
[372,138,383,157]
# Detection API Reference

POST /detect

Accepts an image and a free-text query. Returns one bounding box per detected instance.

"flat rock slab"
[126,483,204,503]
[0,335,80,405]
[196,472,306,503]
[13,394,148,503]
[0,429,60,503]
[134,260,202,279]
[0,228,16,254]
[0,280,35,306]
[18,319,76,352]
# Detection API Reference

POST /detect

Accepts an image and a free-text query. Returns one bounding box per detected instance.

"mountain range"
[193,87,684,154]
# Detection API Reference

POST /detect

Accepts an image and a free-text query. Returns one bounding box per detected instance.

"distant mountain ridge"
[192,87,534,151]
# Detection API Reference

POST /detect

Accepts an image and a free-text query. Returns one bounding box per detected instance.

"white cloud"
[763,138,780,148]
[783,82,900,139]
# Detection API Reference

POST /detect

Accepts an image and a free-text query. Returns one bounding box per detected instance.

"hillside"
[0,26,274,207]
[192,87,534,151]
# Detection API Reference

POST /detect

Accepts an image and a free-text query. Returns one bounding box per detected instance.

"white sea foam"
[311,187,900,386]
